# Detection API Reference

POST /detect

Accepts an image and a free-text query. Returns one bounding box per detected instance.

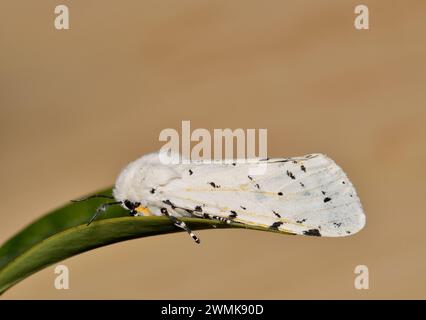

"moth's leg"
[160,208,201,244]
[185,206,234,224]
[201,213,233,224]
[129,210,146,217]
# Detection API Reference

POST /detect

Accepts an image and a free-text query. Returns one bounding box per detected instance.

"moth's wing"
[159,154,365,237]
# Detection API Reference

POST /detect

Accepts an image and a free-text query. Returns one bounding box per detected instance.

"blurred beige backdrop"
[1,0,425,299]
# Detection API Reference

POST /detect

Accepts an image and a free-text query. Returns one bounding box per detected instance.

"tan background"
[1,0,425,299]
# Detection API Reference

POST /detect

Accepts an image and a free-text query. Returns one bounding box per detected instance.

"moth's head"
[113,152,180,204]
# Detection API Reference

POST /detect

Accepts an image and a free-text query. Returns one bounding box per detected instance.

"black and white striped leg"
[202,213,233,224]
[161,208,200,244]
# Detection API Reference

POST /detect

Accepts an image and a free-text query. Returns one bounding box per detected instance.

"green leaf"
[0,188,291,295]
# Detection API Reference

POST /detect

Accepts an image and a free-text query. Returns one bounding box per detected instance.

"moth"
[73,152,365,244]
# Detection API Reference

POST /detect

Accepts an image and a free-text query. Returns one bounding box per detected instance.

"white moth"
[75,152,366,244]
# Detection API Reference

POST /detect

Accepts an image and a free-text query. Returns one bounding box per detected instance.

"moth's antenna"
[71,194,115,202]
[87,201,122,226]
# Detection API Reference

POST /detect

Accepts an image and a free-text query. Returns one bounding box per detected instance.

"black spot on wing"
[208,182,220,188]
[229,211,238,218]
[277,192,283,196]
[300,165,306,172]
[194,205,203,212]
[300,182,305,188]
[323,197,332,203]
[296,218,307,224]
[273,211,281,218]
[189,169,193,175]
[150,188,156,194]
[286,170,296,180]
[254,183,260,189]
[303,229,321,236]
[240,206,246,210]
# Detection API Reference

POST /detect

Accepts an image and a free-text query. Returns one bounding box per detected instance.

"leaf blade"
[0,188,291,295]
